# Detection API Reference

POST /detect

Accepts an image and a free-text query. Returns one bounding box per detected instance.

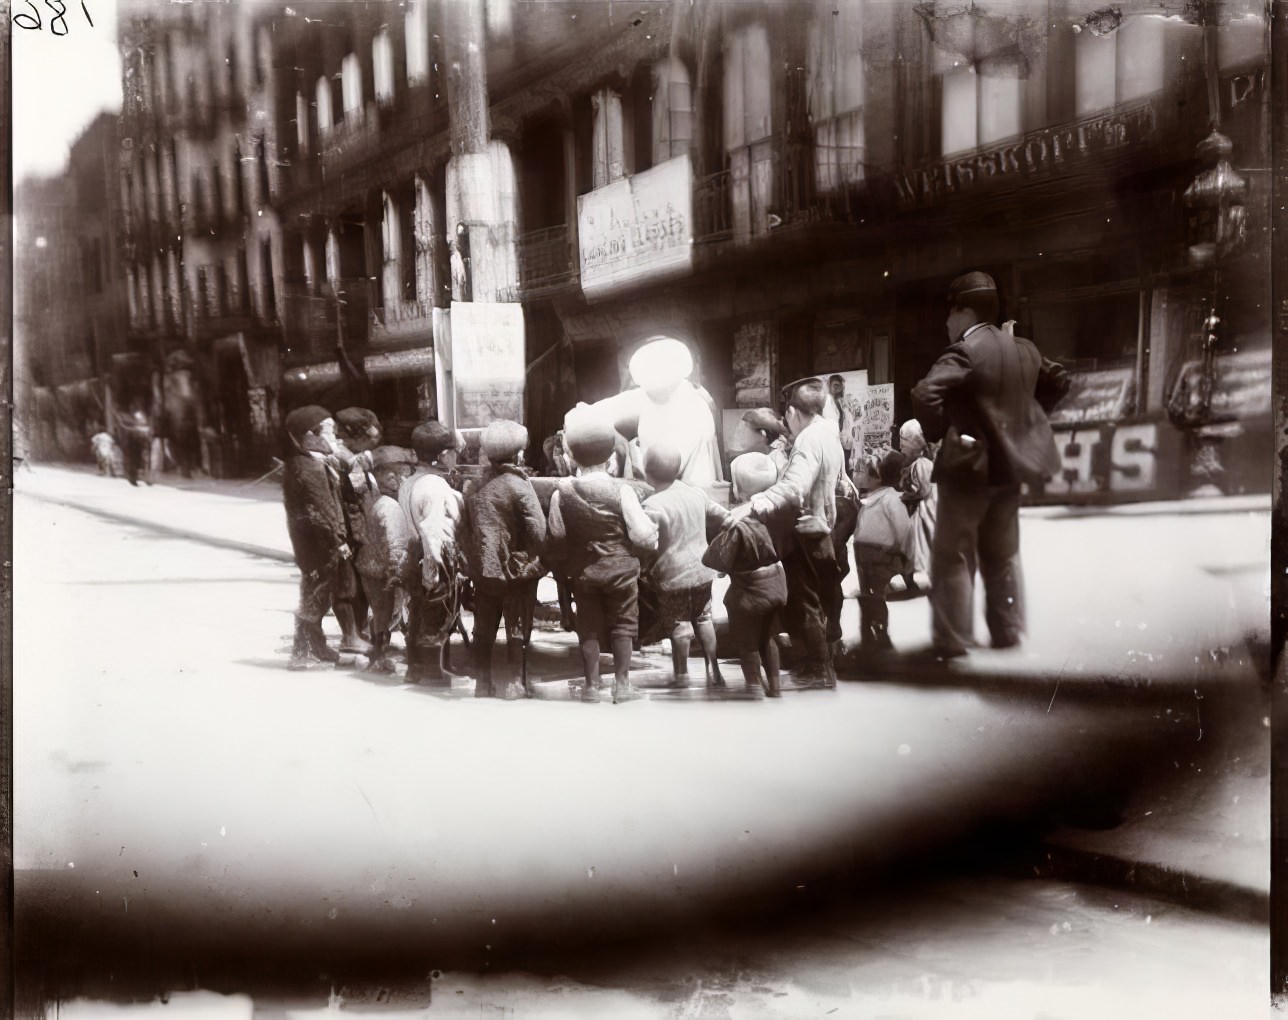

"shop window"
[342,53,364,118]
[808,3,865,190]
[406,0,429,85]
[316,75,334,136]
[591,88,625,189]
[1029,291,1139,371]
[1075,14,1166,117]
[651,57,693,166]
[374,29,395,105]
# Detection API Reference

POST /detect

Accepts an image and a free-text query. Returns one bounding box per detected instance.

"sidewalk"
[14,463,1271,921]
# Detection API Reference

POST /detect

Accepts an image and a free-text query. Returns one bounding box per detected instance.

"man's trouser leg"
[929,480,991,656]
[783,538,832,680]
[977,485,1024,648]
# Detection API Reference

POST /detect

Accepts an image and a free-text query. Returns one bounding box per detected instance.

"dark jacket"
[911,323,1070,488]
[546,475,641,588]
[282,454,348,573]
[459,466,547,584]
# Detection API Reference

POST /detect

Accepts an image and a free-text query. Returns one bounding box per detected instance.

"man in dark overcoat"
[911,271,1071,660]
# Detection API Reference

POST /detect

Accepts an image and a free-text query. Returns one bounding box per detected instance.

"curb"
[1033,838,1269,925]
[20,490,295,564]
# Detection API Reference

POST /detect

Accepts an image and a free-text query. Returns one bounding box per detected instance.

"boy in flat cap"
[355,446,419,673]
[638,442,729,690]
[735,376,845,688]
[398,421,466,682]
[547,406,658,703]
[282,405,350,669]
[704,452,792,697]
[911,270,1071,660]
[330,406,385,654]
[458,420,547,699]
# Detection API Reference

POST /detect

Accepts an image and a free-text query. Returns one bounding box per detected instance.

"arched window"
[342,53,364,117]
[723,24,772,150]
[373,30,395,104]
[316,75,334,136]
[406,0,429,85]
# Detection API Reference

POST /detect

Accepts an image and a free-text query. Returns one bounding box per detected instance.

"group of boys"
[279,265,1069,695]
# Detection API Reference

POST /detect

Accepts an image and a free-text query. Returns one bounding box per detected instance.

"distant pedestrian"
[737,377,845,689]
[458,420,547,699]
[911,270,1071,659]
[90,429,120,478]
[546,407,657,704]
[638,442,728,691]
[704,453,791,697]
[117,406,152,487]
[399,421,466,683]
[853,451,914,654]
[898,418,936,593]
[282,405,349,670]
[354,446,419,674]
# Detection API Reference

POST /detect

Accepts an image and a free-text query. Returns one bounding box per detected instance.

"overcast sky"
[13,0,123,184]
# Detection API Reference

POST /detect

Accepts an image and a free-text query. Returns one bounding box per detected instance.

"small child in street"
[703,453,791,697]
[546,407,657,704]
[853,450,914,653]
[639,443,728,690]
[354,446,420,674]
[90,429,120,477]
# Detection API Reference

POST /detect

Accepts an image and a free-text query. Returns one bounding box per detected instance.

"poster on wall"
[732,321,775,407]
[860,383,896,458]
[450,301,526,428]
[824,370,866,467]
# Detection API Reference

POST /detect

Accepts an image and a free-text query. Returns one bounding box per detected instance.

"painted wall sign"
[450,301,526,428]
[578,154,694,299]
[1032,420,1182,502]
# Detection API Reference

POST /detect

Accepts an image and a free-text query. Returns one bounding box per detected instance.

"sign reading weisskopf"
[578,154,694,299]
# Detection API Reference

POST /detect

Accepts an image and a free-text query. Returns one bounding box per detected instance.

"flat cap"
[563,406,618,466]
[741,407,789,439]
[370,445,417,469]
[730,452,779,500]
[335,407,381,439]
[481,420,529,463]
[410,421,456,461]
[284,405,330,441]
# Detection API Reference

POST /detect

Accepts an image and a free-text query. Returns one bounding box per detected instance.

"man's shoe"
[787,671,829,689]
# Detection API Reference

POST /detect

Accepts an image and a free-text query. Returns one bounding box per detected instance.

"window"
[940,60,1022,156]
[723,23,772,150]
[296,92,310,155]
[256,135,271,207]
[342,53,364,118]
[406,0,429,85]
[808,4,865,189]
[373,29,395,104]
[590,89,625,189]
[1075,15,1166,117]
[651,57,693,166]
[316,75,334,136]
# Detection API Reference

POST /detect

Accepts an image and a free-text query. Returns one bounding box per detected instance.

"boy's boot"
[611,636,642,704]
[295,616,339,667]
[364,632,396,674]
[289,617,328,670]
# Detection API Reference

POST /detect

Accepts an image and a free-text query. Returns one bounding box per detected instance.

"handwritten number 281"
[13,0,92,33]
